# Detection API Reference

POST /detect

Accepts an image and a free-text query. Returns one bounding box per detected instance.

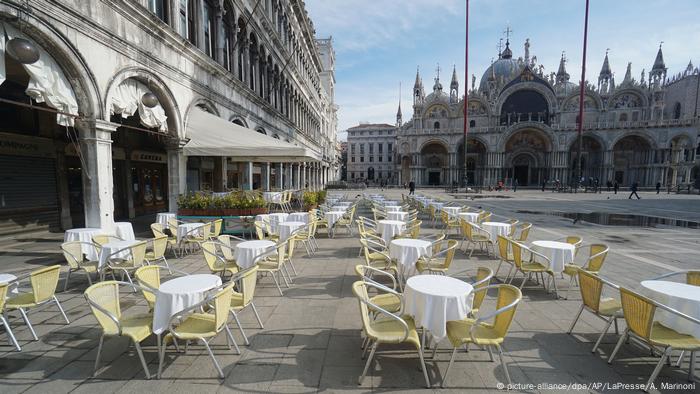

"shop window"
[148,0,169,23]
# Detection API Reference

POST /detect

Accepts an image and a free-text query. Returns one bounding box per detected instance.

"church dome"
[479,57,521,92]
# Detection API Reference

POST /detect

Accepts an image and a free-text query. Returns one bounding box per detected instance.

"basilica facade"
[391,38,699,188]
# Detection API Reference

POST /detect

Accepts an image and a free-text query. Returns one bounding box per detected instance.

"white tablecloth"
[390,238,432,277]
[385,206,402,212]
[458,212,480,223]
[531,240,575,273]
[278,221,305,242]
[156,213,176,226]
[377,220,406,244]
[64,228,102,260]
[287,212,310,224]
[387,211,408,222]
[114,222,135,241]
[263,192,284,203]
[443,207,462,217]
[268,213,290,233]
[234,240,276,269]
[642,280,700,338]
[481,222,511,243]
[382,200,398,206]
[98,240,140,268]
[177,223,205,243]
[0,273,18,294]
[430,202,444,211]
[325,211,345,228]
[404,275,473,341]
[152,274,222,334]
[334,202,352,207]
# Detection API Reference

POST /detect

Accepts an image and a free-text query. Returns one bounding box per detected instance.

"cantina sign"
[0,132,56,158]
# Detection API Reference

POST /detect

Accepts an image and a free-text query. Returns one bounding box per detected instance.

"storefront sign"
[131,150,166,163]
[0,132,56,158]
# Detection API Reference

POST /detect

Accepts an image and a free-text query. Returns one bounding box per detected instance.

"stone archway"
[504,129,551,186]
[457,138,487,186]
[569,135,604,183]
[420,142,448,186]
[400,155,411,186]
[612,135,652,186]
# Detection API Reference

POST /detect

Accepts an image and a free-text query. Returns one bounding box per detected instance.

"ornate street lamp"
[6,36,40,64]
[141,91,159,108]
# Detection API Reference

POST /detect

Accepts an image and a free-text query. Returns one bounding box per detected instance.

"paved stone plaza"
[1,189,699,393]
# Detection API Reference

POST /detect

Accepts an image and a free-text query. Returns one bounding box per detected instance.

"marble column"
[277,163,283,189]
[263,162,271,191]
[295,163,301,189]
[301,162,307,189]
[78,119,116,231]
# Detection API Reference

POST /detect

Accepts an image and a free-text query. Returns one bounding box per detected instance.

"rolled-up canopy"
[183,108,319,162]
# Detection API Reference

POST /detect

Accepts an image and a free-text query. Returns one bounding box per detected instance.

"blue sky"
[306,0,700,139]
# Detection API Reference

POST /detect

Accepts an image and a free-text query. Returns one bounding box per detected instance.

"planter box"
[179,208,269,217]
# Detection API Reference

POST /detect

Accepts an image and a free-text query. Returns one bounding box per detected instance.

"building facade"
[394,37,699,188]
[0,0,338,236]
[346,123,396,184]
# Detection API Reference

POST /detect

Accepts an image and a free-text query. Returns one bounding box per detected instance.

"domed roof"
[479,57,522,92]
[424,89,449,103]
[554,81,578,96]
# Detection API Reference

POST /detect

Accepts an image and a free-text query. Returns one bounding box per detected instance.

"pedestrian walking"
[656,182,661,194]
[606,180,612,192]
[514,179,518,192]
[629,182,641,199]
[613,180,619,194]
[408,180,415,195]
[542,179,546,192]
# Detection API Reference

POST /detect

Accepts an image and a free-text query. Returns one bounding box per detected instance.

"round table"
[531,240,576,273]
[430,202,445,211]
[404,275,473,341]
[0,273,18,294]
[263,192,283,204]
[156,213,176,226]
[234,240,276,269]
[458,212,480,223]
[642,280,700,338]
[177,223,205,242]
[268,213,290,233]
[443,207,462,217]
[287,212,310,224]
[64,228,102,260]
[387,211,408,222]
[152,274,222,334]
[325,211,345,228]
[382,200,398,206]
[114,222,135,241]
[98,240,140,268]
[385,206,402,212]
[389,238,433,278]
[377,220,406,244]
[278,221,305,242]
[481,222,511,243]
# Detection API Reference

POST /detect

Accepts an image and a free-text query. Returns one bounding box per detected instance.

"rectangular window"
[351,172,355,179]
[360,144,365,155]
[351,143,356,155]
[379,156,383,162]
[203,1,216,57]
[369,143,374,154]
[369,156,374,162]
[179,0,188,37]
[351,156,355,162]
[360,157,364,163]
[378,143,383,153]
[148,0,169,23]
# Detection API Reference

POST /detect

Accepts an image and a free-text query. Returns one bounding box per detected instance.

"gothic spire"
[414,67,421,89]
[450,65,459,89]
[652,42,666,72]
[623,62,632,83]
[599,49,612,78]
[556,51,569,83]
[501,39,512,59]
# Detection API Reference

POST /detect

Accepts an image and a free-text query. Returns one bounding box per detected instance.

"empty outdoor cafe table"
[0,273,18,293]
[287,212,310,224]
[404,275,473,341]
[156,213,176,226]
[531,240,576,274]
[64,228,102,260]
[389,238,432,280]
[443,206,462,217]
[152,274,222,335]
[177,222,205,243]
[114,222,136,241]
[278,221,305,242]
[641,280,700,338]
[387,211,408,222]
[385,205,402,212]
[382,200,398,206]
[324,211,345,237]
[268,213,290,233]
[377,220,406,245]
[97,239,140,268]
[458,212,480,224]
[263,191,283,204]
[234,240,276,270]
[481,222,511,244]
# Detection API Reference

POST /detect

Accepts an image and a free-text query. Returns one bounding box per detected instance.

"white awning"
[109,79,168,132]
[183,108,319,162]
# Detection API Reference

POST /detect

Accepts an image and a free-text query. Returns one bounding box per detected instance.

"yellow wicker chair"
[179,222,211,254]
[440,211,461,236]
[254,220,267,240]
[514,222,532,242]
[61,241,100,291]
[159,283,239,379]
[359,238,398,277]
[352,281,431,388]
[477,211,492,224]
[0,283,21,351]
[201,241,240,278]
[5,265,70,341]
[228,266,264,345]
[150,223,179,257]
[494,235,515,282]
[443,284,522,387]
[102,241,148,287]
[562,244,609,299]
[216,234,246,263]
[145,236,171,273]
[210,219,224,239]
[505,219,519,237]
[354,265,402,314]
[509,240,557,297]
[257,241,290,295]
[398,219,422,239]
[449,267,494,317]
[416,239,459,275]
[295,221,318,256]
[562,235,583,256]
[335,206,357,236]
[134,265,160,311]
[460,221,492,257]
[608,287,700,391]
[84,281,154,378]
[567,270,622,352]
[92,234,123,247]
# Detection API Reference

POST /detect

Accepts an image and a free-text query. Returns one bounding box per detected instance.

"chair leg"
[487,345,495,362]
[567,304,585,334]
[592,316,616,353]
[54,296,70,324]
[441,347,459,388]
[417,344,431,388]
[645,347,671,392]
[223,324,241,354]
[270,272,284,296]
[18,308,38,340]
[251,303,264,328]
[496,345,512,386]
[1,315,21,351]
[564,276,576,300]
[64,269,72,292]
[133,341,151,379]
[203,340,225,379]
[688,351,696,382]
[608,329,629,363]
[93,334,104,376]
[230,311,249,346]
[359,342,378,385]
[287,258,298,276]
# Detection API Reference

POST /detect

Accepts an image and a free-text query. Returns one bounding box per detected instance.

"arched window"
[179,0,197,44]
[469,120,476,128]
[222,4,235,71]
[203,0,217,57]
[433,121,440,130]
[367,167,375,180]
[619,113,628,122]
[256,128,266,135]
[673,102,682,119]
[232,118,246,127]
[500,89,550,125]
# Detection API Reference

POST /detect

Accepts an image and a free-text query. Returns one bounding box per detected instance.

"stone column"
[78,119,116,231]
[215,4,225,64]
[263,162,271,191]
[295,163,301,189]
[243,161,253,190]
[301,162,307,189]
[124,148,135,218]
[54,143,72,229]
[214,157,227,192]
[166,139,188,212]
[277,163,283,189]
